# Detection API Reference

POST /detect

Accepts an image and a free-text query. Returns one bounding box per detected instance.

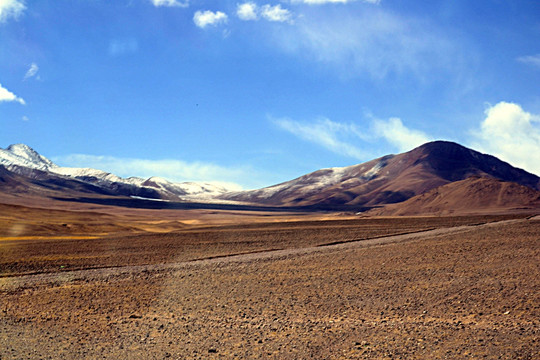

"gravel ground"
[1,217,539,359]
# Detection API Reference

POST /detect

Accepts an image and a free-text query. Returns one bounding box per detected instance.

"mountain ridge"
[223,141,540,207]
[0,144,232,201]
[1,141,539,214]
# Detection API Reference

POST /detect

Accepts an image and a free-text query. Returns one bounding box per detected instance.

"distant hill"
[365,176,540,216]
[222,141,540,208]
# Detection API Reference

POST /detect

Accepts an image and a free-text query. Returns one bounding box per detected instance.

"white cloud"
[293,0,380,4]
[261,4,292,23]
[0,83,25,105]
[23,63,39,80]
[53,154,248,190]
[470,102,540,176]
[0,0,25,23]
[274,117,369,159]
[109,38,138,56]
[517,54,540,69]
[150,0,188,8]
[193,10,228,28]
[275,103,540,176]
[274,115,432,159]
[22,115,29,121]
[237,3,293,23]
[274,8,461,80]
[237,2,258,21]
[372,117,430,152]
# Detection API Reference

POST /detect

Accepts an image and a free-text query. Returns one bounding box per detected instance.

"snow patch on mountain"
[142,176,232,198]
[53,167,141,184]
[0,144,232,199]
[0,144,56,171]
[361,161,384,181]
[235,165,354,200]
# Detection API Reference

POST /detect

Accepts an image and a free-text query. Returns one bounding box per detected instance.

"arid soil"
[0,215,524,277]
[1,216,539,359]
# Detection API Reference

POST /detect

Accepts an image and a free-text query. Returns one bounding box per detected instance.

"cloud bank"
[193,10,228,28]
[471,102,540,176]
[0,83,25,105]
[0,0,25,23]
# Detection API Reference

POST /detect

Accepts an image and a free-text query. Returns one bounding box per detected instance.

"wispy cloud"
[193,10,228,28]
[517,54,540,69]
[470,101,540,176]
[0,0,25,23]
[372,117,430,152]
[274,115,431,159]
[274,8,462,80]
[274,102,540,176]
[52,154,249,190]
[273,117,369,159]
[237,2,258,21]
[23,63,39,80]
[108,38,138,56]
[150,0,188,8]
[0,83,25,105]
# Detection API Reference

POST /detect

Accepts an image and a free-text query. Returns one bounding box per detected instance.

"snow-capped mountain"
[0,144,56,171]
[2,142,539,212]
[0,144,232,200]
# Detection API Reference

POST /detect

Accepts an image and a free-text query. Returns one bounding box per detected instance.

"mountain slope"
[365,176,540,216]
[223,141,540,207]
[0,144,231,201]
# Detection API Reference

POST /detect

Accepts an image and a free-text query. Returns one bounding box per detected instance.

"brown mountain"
[365,176,540,216]
[1,141,539,214]
[223,141,540,208]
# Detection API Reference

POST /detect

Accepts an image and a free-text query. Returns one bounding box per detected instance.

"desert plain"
[0,204,539,359]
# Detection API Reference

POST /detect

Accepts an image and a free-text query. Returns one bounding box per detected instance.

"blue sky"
[1,0,539,189]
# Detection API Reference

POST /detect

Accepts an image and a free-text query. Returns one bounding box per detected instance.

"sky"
[1,0,539,189]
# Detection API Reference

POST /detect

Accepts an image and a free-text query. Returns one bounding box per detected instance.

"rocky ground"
[0,215,523,277]
[1,216,539,359]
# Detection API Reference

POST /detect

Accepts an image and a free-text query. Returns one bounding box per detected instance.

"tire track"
[0,219,525,291]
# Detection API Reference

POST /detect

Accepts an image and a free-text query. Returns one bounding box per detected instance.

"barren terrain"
[1,213,539,359]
